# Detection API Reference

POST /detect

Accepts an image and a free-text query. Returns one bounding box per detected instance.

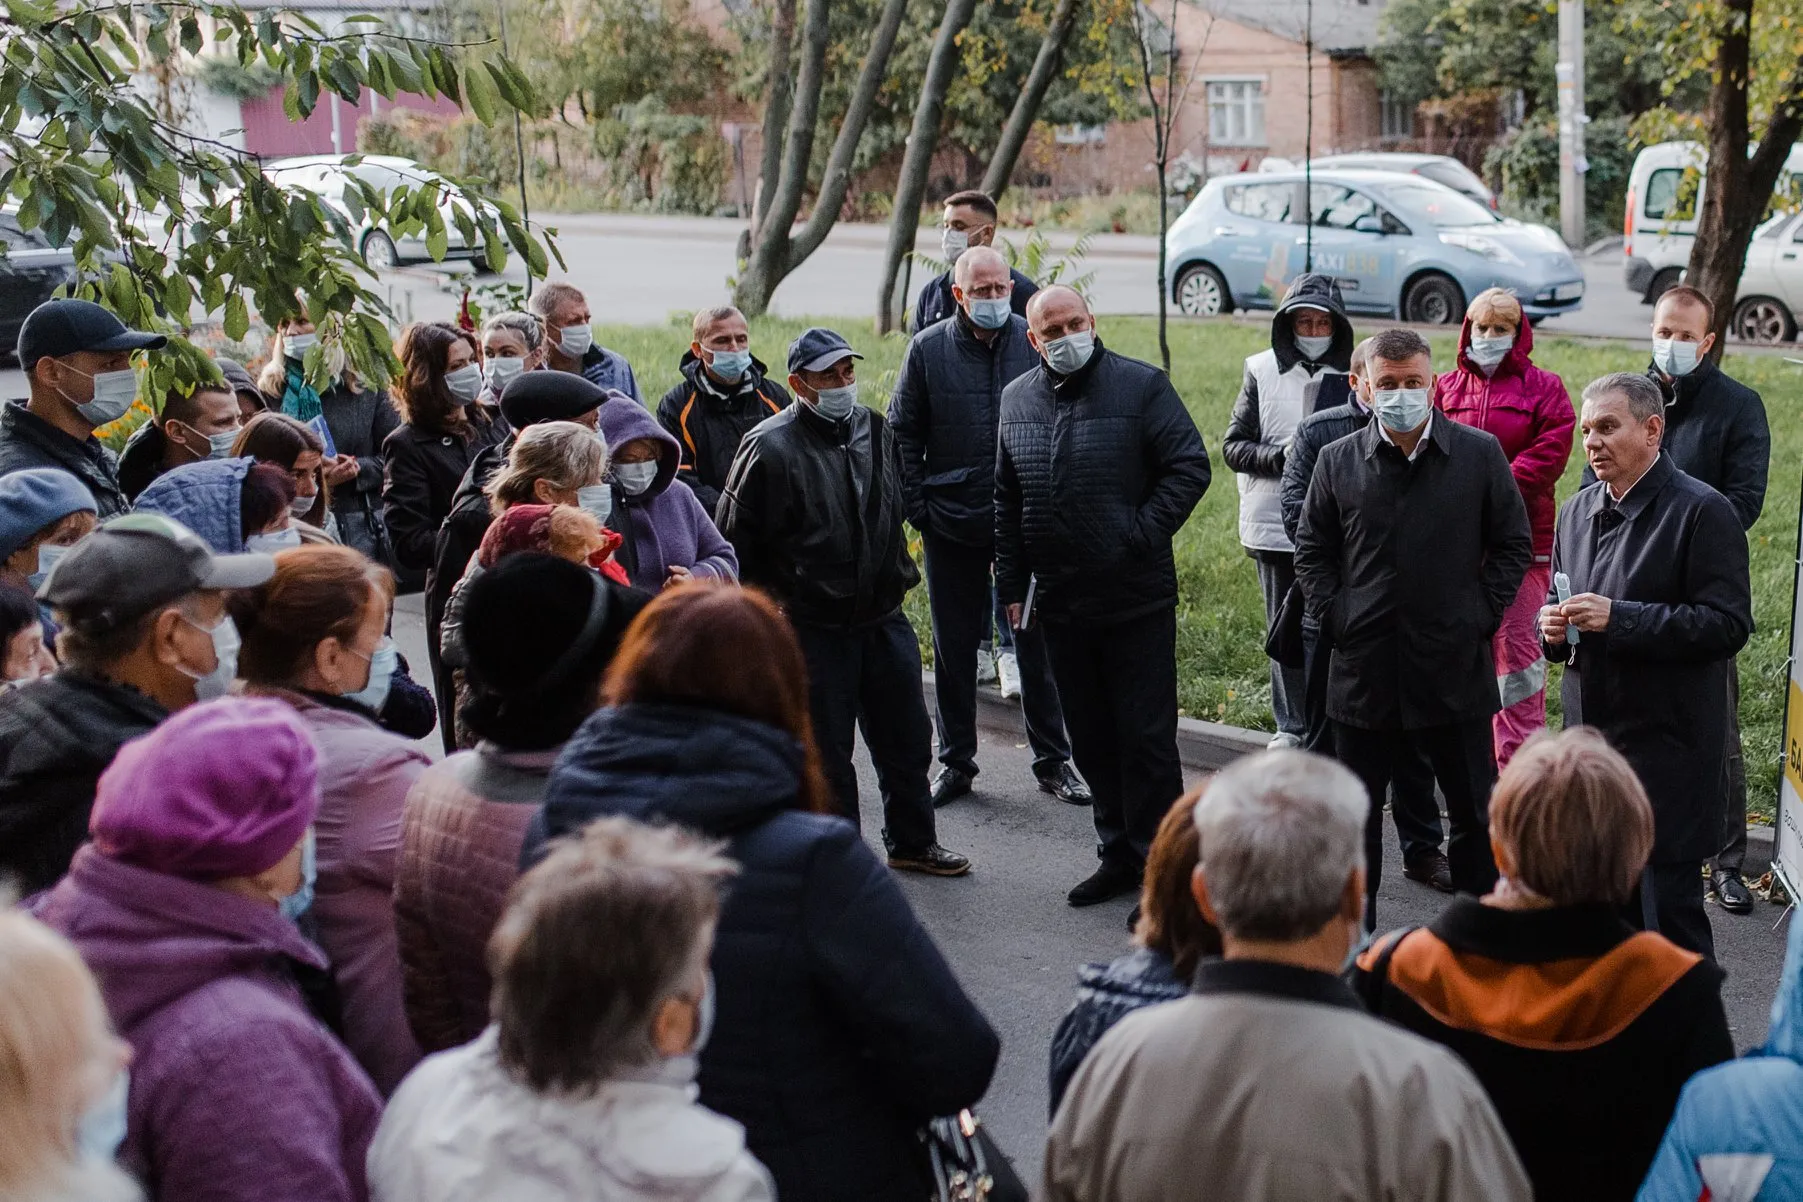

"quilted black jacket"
[1280,400,1371,544]
[994,341,1211,626]
[717,400,920,629]
[889,312,1039,547]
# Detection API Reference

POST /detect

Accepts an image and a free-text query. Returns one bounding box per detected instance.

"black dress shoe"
[887,843,972,877]
[1403,849,1454,893]
[930,767,973,809]
[1036,762,1093,806]
[1068,860,1142,907]
[1715,869,1755,915]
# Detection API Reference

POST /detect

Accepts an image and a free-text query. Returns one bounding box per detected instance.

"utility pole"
[1556,0,1586,248]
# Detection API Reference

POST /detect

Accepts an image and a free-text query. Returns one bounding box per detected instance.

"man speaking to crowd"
[995,285,1210,907]
[1542,372,1752,959]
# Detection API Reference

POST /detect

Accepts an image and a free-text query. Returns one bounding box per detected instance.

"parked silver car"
[264,154,484,271]
[1309,152,1498,210]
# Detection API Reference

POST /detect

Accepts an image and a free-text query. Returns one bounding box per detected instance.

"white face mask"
[289,491,317,518]
[1653,337,1702,377]
[177,614,240,702]
[485,355,525,394]
[941,228,970,263]
[576,484,614,525]
[444,363,483,405]
[245,526,302,553]
[1468,334,1514,368]
[557,324,594,360]
[613,459,659,496]
[284,332,318,361]
[1371,387,1432,434]
[1294,334,1334,361]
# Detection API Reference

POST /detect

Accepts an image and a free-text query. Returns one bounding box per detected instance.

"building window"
[1380,91,1414,140]
[1207,79,1265,147]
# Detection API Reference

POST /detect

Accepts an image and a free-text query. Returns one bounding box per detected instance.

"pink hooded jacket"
[1432,315,1575,556]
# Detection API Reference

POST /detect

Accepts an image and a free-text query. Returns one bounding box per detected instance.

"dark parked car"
[2,208,79,360]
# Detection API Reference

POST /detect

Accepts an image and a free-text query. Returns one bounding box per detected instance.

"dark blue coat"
[522,703,1000,1202]
[1047,946,1186,1118]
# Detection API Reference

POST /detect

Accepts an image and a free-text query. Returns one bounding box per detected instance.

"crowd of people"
[0,183,1789,1202]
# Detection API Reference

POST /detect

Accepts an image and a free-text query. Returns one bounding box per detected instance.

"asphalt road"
[0,215,1672,401]
[390,593,1792,1190]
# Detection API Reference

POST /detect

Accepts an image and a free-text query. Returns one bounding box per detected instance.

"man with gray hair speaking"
[1044,749,1529,1201]
[1542,371,1752,960]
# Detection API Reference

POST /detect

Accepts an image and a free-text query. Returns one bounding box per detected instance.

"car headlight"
[1438,231,1523,266]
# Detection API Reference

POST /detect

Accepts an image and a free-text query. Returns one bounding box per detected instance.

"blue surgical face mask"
[613,460,659,497]
[245,527,302,554]
[706,348,752,383]
[812,383,858,421]
[177,614,239,703]
[577,484,614,526]
[345,636,397,713]
[280,828,317,922]
[1041,330,1095,375]
[1468,334,1514,368]
[284,332,318,361]
[557,324,594,359]
[74,1067,129,1164]
[57,364,138,427]
[965,296,1012,330]
[1653,337,1702,377]
[34,542,72,592]
[1371,387,1433,434]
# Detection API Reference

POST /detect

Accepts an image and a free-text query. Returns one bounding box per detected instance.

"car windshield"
[1383,181,1500,227]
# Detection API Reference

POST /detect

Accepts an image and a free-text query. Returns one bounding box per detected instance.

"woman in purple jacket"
[34,697,383,1202]
[596,398,738,591]
[235,545,429,1096]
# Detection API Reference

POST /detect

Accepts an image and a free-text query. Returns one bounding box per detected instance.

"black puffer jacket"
[655,352,790,516]
[0,673,167,894]
[1280,400,1371,544]
[1047,946,1186,1118]
[717,401,921,629]
[995,341,1211,626]
[889,311,1039,547]
[523,703,999,1202]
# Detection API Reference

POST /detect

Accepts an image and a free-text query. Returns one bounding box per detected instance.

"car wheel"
[1731,296,1796,344]
[1175,264,1231,316]
[1402,273,1465,325]
[1646,267,1682,305]
[362,231,400,273]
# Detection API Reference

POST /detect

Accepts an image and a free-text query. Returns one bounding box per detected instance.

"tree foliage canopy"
[0,0,555,403]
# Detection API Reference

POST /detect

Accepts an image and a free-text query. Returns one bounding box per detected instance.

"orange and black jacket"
[654,351,790,518]
[1353,897,1733,1202]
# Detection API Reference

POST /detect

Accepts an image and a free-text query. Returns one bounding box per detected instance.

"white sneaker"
[1267,731,1302,750]
[997,652,1021,699]
[976,649,998,686]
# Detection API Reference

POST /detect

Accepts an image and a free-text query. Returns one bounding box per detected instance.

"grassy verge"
[598,314,1798,821]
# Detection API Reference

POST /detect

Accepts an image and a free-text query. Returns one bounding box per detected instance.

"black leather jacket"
[717,401,921,629]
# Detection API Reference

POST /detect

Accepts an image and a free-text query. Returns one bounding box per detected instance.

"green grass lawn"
[599,313,1799,820]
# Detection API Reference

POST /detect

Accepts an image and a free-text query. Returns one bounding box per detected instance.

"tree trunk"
[981,0,1083,201]
[749,0,797,243]
[1685,0,1803,355]
[876,0,980,333]
[735,0,832,316]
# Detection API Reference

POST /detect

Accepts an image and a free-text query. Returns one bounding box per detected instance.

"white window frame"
[1379,90,1413,140]
[1205,76,1267,148]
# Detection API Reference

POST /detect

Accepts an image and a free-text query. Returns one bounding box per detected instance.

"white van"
[1623,140,1803,302]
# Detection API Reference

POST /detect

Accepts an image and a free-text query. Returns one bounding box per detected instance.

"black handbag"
[921,1110,1027,1202]
[1264,579,1308,669]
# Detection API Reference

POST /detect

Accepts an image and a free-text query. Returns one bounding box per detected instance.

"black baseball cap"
[786,327,863,375]
[39,513,275,634]
[17,299,166,371]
